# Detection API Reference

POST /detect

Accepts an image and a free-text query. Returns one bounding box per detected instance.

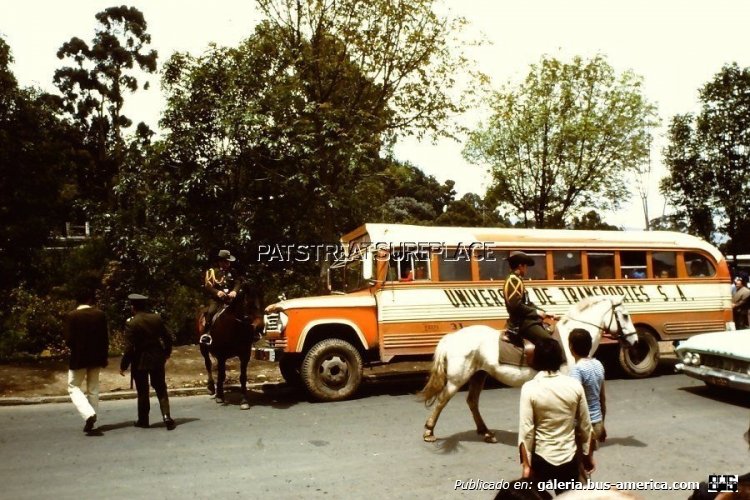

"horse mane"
[568,294,622,314]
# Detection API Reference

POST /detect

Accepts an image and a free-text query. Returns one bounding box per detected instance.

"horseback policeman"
[503,251,557,347]
[200,249,242,345]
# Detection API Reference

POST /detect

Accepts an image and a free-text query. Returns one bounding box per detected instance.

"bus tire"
[618,327,660,378]
[301,338,363,402]
[279,354,303,387]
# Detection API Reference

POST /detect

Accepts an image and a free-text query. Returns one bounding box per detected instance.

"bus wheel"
[618,328,660,378]
[279,354,303,387]
[301,339,363,402]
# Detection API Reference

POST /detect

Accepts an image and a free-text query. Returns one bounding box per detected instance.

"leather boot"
[159,397,175,430]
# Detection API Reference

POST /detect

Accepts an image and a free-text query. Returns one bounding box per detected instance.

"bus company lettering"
[443,284,692,308]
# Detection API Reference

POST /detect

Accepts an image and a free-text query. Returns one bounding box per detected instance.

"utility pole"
[636,136,653,230]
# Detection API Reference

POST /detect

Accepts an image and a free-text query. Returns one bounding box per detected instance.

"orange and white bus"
[261,223,734,401]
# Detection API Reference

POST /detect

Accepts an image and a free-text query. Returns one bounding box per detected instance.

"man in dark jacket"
[64,286,109,433]
[503,251,557,347]
[119,294,175,430]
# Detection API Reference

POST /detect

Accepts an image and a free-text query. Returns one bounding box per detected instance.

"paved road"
[1,365,747,500]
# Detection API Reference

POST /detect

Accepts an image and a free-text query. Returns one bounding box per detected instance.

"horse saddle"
[499,329,530,368]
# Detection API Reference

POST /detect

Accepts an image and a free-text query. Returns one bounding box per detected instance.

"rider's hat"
[507,251,535,266]
[127,293,149,303]
[217,249,236,262]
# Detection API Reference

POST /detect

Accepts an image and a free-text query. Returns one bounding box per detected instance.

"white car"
[675,330,750,392]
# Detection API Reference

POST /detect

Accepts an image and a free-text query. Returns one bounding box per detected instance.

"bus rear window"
[686,252,715,277]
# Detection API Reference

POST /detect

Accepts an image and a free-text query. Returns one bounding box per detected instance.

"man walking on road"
[119,293,176,430]
[64,284,109,434]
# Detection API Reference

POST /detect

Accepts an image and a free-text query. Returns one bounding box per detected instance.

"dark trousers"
[531,453,580,494]
[132,366,170,424]
[522,322,553,346]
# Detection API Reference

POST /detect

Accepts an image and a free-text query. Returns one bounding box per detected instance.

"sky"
[3,0,750,229]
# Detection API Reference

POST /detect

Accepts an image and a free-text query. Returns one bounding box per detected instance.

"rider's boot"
[199,314,213,346]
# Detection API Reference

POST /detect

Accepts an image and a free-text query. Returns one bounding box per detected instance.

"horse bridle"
[563,301,637,343]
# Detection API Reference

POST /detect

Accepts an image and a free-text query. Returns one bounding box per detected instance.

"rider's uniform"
[503,271,552,346]
[203,266,241,329]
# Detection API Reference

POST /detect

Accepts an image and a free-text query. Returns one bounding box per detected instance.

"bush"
[0,288,74,360]
[158,285,203,346]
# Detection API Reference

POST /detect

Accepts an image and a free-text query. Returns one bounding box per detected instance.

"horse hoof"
[240,403,250,410]
[483,433,497,444]
[423,433,437,443]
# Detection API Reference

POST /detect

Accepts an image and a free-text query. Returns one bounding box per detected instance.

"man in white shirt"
[518,338,594,494]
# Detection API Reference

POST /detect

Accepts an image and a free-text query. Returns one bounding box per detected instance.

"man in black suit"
[64,286,109,434]
[119,294,176,430]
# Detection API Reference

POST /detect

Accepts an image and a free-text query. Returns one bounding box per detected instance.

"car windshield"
[328,252,368,293]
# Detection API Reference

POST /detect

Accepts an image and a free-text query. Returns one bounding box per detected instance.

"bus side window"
[588,251,615,279]
[653,251,677,278]
[477,249,509,280]
[621,251,647,279]
[553,251,582,280]
[522,250,548,280]
[686,252,715,277]
[437,248,472,281]
[414,251,431,280]
[388,252,413,281]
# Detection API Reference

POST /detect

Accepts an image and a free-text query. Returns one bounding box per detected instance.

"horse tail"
[419,339,448,407]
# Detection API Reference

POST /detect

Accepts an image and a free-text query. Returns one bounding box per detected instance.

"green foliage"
[464,54,659,228]
[661,63,750,250]
[660,114,716,241]
[436,193,510,227]
[0,37,81,292]
[568,210,621,230]
[113,1,473,300]
[0,288,73,359]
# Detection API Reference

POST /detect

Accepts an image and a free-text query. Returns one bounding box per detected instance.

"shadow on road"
[429,428,517,454]
[679,385,750,409]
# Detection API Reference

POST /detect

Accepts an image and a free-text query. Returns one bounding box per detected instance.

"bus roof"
[341,223,724,261]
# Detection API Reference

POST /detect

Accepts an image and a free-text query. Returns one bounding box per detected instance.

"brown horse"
[196,284,263,409]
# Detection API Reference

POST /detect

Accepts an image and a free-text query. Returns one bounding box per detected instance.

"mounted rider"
[503,251,557,348]
[200,249,242,345]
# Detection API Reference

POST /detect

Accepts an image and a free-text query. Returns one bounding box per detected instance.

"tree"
[660,63,750,252]
[464,55,659,228]
[125,0,474,298]
[568,210,620,230]
[54,5,157,212]
[0,37,76,291]
[660,114,715,241]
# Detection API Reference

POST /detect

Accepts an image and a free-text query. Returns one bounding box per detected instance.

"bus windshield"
[328,253,369,293]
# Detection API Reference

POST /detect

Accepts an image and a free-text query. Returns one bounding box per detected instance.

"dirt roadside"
[0,345,433,400]
[0,343,676,401]
[0,346,276,399]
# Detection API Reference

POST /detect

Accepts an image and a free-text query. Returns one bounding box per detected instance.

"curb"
[0,382,272,407]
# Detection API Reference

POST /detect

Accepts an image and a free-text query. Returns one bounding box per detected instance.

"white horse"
[420,295,638,443]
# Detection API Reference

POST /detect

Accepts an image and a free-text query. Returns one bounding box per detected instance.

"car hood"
[675,330,750,360]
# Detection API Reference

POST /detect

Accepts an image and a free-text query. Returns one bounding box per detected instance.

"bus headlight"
[690,353,701,366]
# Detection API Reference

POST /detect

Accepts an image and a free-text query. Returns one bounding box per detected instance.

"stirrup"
[199,333,213,346]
